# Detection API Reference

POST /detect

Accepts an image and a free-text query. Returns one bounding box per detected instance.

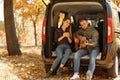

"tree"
[4,0,21,55]
[112,0,120,7]
[14,0,45,46]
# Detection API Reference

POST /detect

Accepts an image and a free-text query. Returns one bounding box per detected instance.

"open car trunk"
[42,0,120,77]
[45,0,107,59]
[43,0,108,74]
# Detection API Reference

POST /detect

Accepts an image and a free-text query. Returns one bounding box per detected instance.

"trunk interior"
[46,1,107,60]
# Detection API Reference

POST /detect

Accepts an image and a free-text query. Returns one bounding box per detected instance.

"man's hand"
[74,37,79,44]
[85,39,94,46]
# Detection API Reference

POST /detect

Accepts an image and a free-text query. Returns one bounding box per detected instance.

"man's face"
[80,20,88,30]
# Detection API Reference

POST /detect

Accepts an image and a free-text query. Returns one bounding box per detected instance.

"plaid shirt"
[74,27,99,48]
[54,28,69,45]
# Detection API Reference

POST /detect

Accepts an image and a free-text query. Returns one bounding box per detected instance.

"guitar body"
[74,34,87,50]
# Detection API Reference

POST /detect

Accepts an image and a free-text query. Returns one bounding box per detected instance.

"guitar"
[74,34,87,50]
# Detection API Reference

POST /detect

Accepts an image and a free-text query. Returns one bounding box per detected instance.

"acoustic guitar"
[74,34,87,50]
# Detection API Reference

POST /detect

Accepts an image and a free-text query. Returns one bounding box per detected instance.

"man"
[70,19,99,80]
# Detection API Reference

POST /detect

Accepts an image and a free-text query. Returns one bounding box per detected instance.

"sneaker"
[86,70,92,80]
[70,73,80,80]
[56,67,63,76]
[44,71,53,78]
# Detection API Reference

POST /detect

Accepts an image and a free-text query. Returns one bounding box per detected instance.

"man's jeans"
[74,47,99,75]
[51,44,72,70]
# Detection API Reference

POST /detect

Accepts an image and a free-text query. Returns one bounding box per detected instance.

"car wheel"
[108,55,119,77]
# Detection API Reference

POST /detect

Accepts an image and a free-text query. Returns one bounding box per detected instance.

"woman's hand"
[63,32,72,43]
[63,32,70,38]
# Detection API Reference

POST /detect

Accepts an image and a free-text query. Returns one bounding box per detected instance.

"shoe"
[56,67,63,76]
[44,71,53,78]
[70,73,80,80]
[86,70,92,80]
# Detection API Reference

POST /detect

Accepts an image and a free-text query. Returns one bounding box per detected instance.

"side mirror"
[42,0,50,6]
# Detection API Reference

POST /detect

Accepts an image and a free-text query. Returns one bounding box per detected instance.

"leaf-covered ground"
[0,47,120,80]
[0,47,45,80]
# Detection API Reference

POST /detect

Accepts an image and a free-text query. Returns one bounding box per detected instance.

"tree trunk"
[33,21,37,46]
[4,0,21,55]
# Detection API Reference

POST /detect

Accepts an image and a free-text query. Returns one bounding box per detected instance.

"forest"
[0,0,119,80]
[0,0,120,55]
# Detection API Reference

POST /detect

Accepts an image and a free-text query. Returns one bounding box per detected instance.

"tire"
[108,55,119,77]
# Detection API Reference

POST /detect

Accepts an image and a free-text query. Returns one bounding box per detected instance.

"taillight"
[42,18,46,44]
[107,18,113,43]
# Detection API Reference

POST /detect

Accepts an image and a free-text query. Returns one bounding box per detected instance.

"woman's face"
[63,19,71,28]
[80,20,88,30]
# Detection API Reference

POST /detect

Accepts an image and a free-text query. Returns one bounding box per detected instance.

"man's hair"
[79,18,87,22]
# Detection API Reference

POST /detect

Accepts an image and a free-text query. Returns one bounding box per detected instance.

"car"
[41,0,120,77]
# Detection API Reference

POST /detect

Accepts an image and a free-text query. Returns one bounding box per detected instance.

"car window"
[58,12,65,28]
[87,18,101,27]
[71,16,74,23]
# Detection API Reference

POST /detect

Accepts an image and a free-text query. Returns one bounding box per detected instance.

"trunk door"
[42,0,106,6]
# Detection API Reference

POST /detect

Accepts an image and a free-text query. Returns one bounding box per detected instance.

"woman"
[44,18,72,78]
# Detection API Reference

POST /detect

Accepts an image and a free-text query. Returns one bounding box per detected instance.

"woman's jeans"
[51,44,72,70]
[74,47,99,75]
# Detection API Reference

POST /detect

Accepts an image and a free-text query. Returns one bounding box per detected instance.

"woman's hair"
[63,17,71,22]
[60,17,72,37]
[60,17,71,28]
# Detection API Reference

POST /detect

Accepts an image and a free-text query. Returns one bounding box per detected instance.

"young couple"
[44,18,99,80]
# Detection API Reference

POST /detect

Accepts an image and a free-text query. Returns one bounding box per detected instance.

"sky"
[0,1,4,21]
